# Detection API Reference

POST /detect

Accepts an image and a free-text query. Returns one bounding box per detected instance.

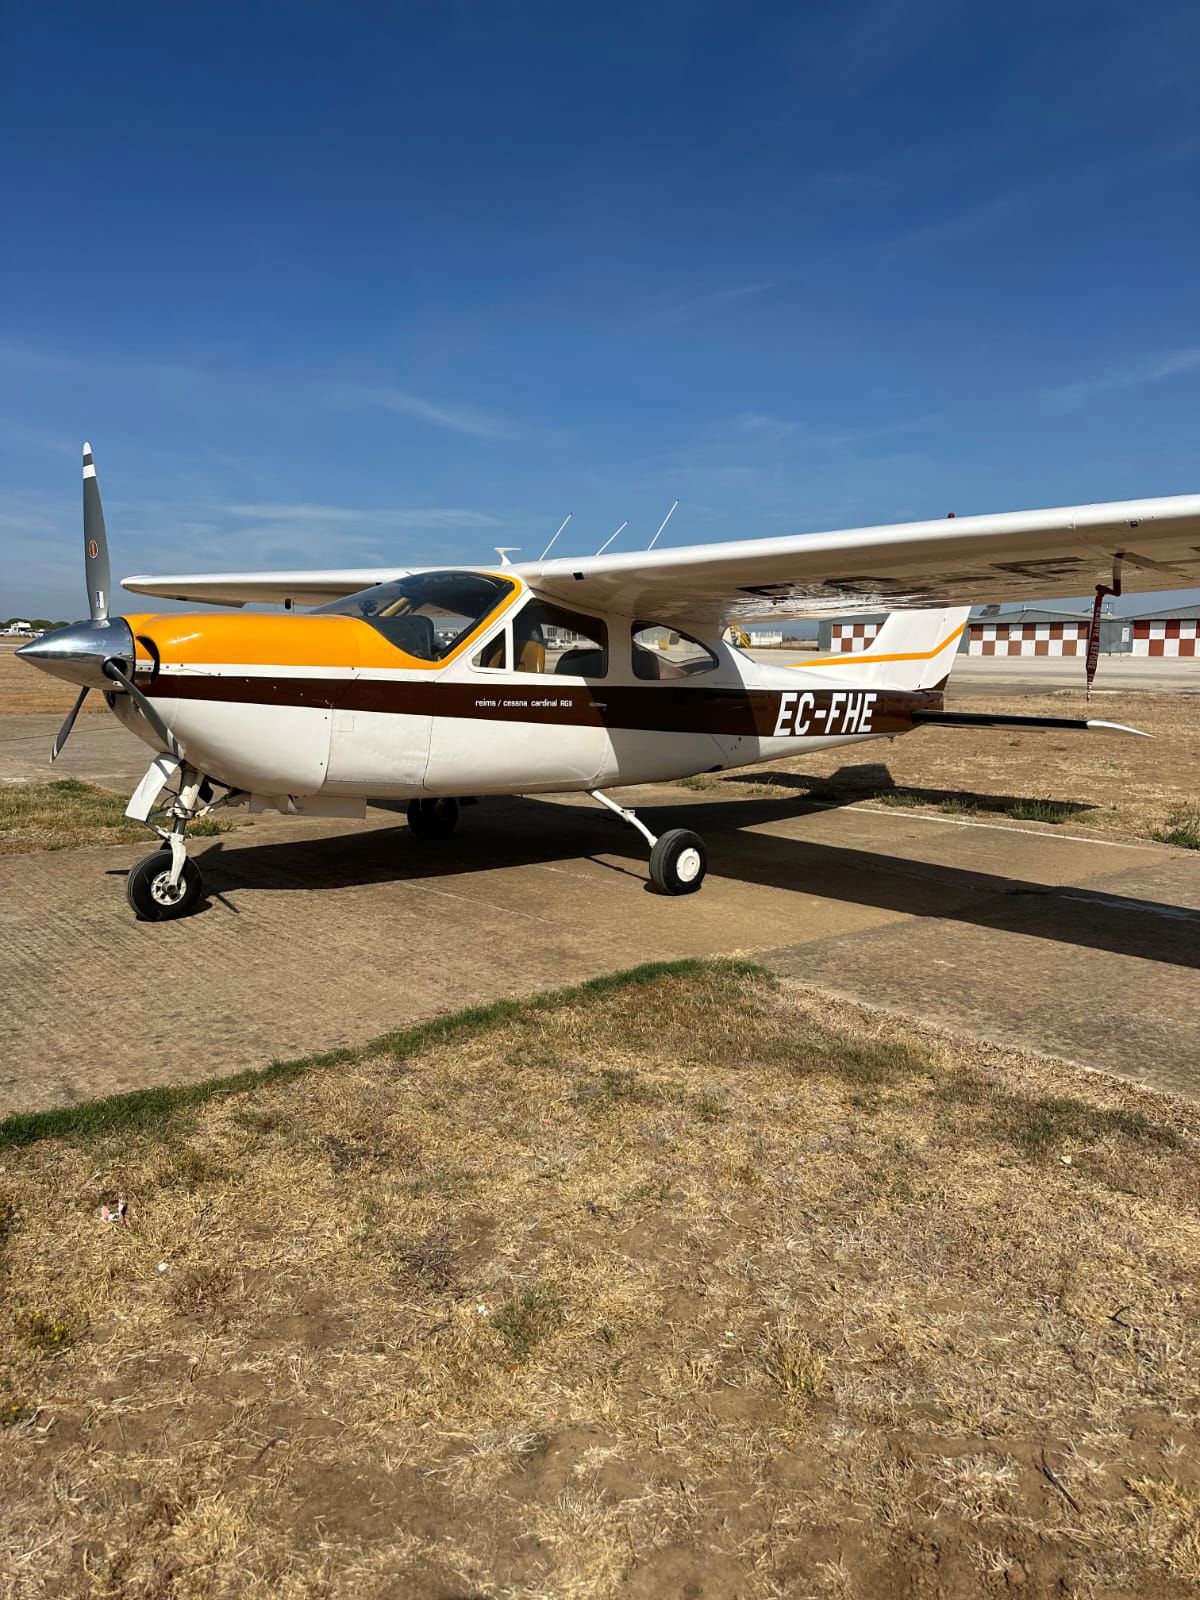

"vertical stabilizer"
[805,607,971,690]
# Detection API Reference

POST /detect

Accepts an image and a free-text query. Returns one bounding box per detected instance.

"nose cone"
[16,617,135,689]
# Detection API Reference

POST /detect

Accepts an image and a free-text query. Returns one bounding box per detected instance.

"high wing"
[121,492,1200,618]
[515,493,1200,623]
[121,567,418,607]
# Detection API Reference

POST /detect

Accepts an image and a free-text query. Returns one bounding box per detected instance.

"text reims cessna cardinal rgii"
[20,444,1199,920]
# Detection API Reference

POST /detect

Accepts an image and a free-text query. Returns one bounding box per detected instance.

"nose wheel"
[126,851,204,921]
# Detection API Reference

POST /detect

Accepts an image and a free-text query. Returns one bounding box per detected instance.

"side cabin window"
[315,571,515,661]
[472,630,508,670]
[513,600,608,677]
[632,622,717,680]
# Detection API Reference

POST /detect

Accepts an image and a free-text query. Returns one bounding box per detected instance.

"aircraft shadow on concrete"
[177,785,1198,971]
[713,761,1098,822]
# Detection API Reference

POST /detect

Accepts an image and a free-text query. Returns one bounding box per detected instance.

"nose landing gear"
[126,765,240,921]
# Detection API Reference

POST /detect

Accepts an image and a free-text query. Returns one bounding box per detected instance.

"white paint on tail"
[802,607,972,690]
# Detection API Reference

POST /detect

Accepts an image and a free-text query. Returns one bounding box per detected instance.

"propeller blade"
[101,660,185,759]
[51,686,90,762]
[82,442,112,623]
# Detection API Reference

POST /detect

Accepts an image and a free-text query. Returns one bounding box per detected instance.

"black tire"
[406,797,459,841]
[649,828,707,895]
[126,851,204,921]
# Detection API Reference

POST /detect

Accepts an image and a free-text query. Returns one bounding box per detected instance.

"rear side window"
[513,600,608,677]
[632,623,717,680]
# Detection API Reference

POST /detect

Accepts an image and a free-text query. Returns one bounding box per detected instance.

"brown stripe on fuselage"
[139,672,941,737]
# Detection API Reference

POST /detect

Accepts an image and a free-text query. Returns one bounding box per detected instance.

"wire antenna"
[540,513,572,561]
[647,500,679,551]
[595,519,628,555]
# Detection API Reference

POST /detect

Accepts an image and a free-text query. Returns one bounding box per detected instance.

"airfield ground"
[1,646,1198,1596]
[2,962,1200,1600]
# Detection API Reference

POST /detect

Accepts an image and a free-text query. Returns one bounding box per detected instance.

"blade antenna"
[540,513,572,561]
[596,520,627,556]
[646,500,679,551]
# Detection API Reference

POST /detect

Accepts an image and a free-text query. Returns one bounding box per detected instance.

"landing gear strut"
[588,789,707,895]
[407,797,459,841]
[127,765,235,921]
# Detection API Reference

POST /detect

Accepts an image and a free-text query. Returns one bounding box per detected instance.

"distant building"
[1126,604,1200,657]
[747,627,784,646]
[817,603,1200,658]
[966,608,1092,657]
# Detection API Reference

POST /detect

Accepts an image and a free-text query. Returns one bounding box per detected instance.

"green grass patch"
[0,778,147,851]
[1150,805,1200,850]
[0,778,235,854]
[996,1094,1182,1159]
[490,1285,566,1363]
[876,787,1080,824]
[0,958,768,1151]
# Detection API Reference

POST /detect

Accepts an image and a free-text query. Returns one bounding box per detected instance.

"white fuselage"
[113,601,931,805]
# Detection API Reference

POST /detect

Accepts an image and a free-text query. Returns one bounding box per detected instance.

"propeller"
[48,443,113,759]
[52,688,90,762]
[37,443,184,762]
[83,441,111,622]
[102,659,184,759]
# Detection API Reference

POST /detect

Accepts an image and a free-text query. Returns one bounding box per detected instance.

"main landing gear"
[588,789,708,895]
[406,797,459,841]
[126,765,240,922]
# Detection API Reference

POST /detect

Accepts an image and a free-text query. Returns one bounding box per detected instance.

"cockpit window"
[315,571,515,661]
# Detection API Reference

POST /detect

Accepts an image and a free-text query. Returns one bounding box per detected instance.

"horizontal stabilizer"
[912,710,1150,736]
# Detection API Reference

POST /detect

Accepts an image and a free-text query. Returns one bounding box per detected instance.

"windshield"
[316,570,515,661]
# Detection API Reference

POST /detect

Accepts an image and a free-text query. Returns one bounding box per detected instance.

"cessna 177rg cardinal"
[17,445,1200,920]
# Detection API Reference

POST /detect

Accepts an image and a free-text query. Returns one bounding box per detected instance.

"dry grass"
[0,645,107,717]
[2,961,1198,1597]
[710,687,1200,847]
[0,779,237,855]
[0,779,151,854]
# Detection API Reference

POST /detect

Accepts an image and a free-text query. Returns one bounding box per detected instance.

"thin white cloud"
[324,381,525,440]
[1042,347,1200,413]
[218,502,501,528]
[0,339,530,444]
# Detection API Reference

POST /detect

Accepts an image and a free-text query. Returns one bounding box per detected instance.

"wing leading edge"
[515,493,1200,623]
[121,567,416,608]
[122,492,1200,618]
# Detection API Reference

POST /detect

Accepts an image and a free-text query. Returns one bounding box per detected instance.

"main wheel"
[126,851,204,921]
[649,828,707,895]
[406,797,459,841]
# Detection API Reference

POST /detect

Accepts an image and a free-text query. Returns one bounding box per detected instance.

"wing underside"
[515,494,1200,623]
[121,493,1200,619]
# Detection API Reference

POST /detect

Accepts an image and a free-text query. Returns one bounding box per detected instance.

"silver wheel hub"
[676,847,701,883]
[150,869,186,906]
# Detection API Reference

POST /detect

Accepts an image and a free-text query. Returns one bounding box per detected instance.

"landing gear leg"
[407,797,459,841]
[127,766,210,921]
[588,789,708,895]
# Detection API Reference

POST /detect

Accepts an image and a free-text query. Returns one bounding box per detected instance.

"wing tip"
[1085,719,1151,737]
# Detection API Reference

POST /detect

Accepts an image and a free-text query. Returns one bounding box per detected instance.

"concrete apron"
[2,780,1197,1115]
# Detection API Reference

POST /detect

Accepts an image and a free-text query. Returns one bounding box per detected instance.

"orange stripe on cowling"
[790,622,967,669]
[123,582,522,674]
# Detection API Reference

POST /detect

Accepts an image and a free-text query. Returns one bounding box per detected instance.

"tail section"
[805,607,971,690]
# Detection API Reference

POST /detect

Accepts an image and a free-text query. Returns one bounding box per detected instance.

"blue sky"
[2,0,1198,618]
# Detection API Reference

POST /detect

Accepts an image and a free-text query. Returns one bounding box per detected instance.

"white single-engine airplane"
[17,445,1200,920]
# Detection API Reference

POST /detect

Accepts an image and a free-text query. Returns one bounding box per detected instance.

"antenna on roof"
[595,520,628,555]
[494,547,521,567]
[540,513,572,561]
[646,499,679,551]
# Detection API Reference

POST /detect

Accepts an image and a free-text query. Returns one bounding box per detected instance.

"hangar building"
[817,604,1200,657]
